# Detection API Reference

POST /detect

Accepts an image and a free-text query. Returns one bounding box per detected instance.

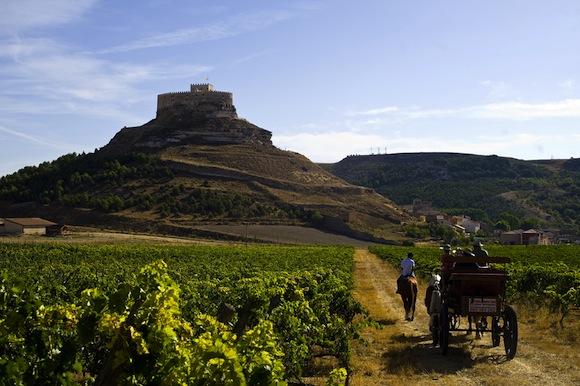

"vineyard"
[3,242,579,385]
[0,243,366,385]
[369,245,580,324]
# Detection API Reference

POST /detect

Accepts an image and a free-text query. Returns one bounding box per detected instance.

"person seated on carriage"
[396,252,415,294]
[440,244,454,284]
[473,240,490,268]
[452,247,479,269]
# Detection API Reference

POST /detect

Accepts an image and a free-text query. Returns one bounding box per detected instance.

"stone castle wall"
[146,83,271,146]
[157,84,237,118]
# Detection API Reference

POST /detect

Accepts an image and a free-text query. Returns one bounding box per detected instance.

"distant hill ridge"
[323,152,580,230]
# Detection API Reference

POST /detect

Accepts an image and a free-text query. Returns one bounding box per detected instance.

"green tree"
[495,220,510,231]
[521,217,541,230]
[403,223,429,238]
[499,212,521,230]
[311,211,325,226]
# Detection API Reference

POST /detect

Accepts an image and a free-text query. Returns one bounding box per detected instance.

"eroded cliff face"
[98,108,272,157]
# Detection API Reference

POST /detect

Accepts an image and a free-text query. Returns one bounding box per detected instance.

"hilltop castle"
[157,84,238,119]
[96,83,273,153]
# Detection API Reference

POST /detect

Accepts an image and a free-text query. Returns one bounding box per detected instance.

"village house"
[0,217,58,235]
[499,229,546,245]
[425,214,446,223]
[426,213,466,234]
[452,215,481,234]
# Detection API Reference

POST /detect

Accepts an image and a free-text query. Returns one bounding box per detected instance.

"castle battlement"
[190,83,214,92]
[157,83,237,119]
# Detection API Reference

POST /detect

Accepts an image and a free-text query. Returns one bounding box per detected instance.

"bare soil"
[191,224,382,247]
[0,226,382,247]
[349,249,580,385]
[0,230,214,245]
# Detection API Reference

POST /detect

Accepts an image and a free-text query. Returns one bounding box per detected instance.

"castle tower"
[190,84,214,92]
[156,83,237,119]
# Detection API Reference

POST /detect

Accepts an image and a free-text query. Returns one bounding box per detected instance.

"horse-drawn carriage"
[428,255,518,359]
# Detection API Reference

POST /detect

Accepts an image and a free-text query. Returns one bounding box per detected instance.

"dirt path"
[349,248,580,385]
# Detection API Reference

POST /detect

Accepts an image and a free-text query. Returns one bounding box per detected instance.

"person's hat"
[440,244,452,251]
[473,240,483,247]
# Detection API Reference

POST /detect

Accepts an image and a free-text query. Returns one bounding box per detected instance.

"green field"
[0,243,361,385]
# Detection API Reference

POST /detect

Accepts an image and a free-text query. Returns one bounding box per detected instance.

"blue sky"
[1,0,580,177]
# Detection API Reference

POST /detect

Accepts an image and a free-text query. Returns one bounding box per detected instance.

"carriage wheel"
[432,314,440,346]
[503,305,518,359]
[440,301,449,355]
[491,316,501,347]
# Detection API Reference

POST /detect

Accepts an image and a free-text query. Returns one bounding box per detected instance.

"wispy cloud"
[0,125,71,149]
[1,0,97,32]
[0,4,307,126]
[0,35,211,121]
[558,79,575,90]
[99,10,299,54]
[480,80,512,99]
[473,99,580,119]
[345,99,580,122]
[274,129,578,163]
[345,106,399,116]
[274,131,389,161]
[232,49,281,64]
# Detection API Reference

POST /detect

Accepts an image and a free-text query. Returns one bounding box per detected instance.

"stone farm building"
[0,217,58,235]
[499,229,547,245]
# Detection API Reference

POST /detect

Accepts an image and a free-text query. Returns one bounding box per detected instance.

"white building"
[453,215,481,234]
[0,217,57,235]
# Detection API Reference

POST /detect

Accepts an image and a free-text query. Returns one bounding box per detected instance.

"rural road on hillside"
[348,249,580,386]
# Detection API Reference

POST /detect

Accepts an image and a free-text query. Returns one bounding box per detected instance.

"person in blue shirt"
[396,252,415,294]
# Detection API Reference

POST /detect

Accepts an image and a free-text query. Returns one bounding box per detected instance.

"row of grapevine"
[369,245,580,321]
[0,243,365,385]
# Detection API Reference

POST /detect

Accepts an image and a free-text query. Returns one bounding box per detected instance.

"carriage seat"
[448,269,510,298]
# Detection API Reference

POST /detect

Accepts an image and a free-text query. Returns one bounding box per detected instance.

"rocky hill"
[0,88,412,243]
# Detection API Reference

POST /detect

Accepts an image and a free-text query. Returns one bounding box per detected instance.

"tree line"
[0,152,318,223]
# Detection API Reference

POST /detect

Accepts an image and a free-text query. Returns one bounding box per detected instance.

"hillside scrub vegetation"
[326,153,580,234]
[0,152,316,223]
[0,142,409,243]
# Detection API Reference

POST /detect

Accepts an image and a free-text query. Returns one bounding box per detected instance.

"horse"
[425,274,442,331]
[399,275,418,321]
[425,274,441,313]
